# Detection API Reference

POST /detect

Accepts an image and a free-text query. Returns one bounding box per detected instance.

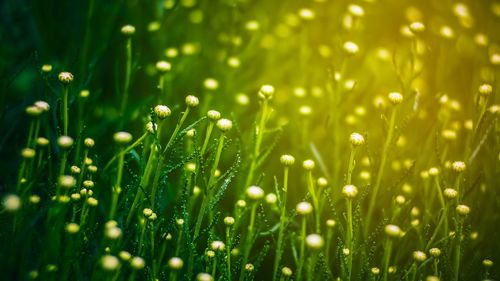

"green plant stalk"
[347,147,357,185]
[433,176,445,210]
[211,254,218,277]
[296,217,307,281]
[163,107,191,154]
[433,258,439,277]
[56,150,68,197]
[109,147,125,220]
[325,226,334,265]
[453,220,463,281]
[272,166,289,281]
[26,119,34,148]
[104,133,147,171]
[63,85,69,136]
[245,98,269,188]
[193,133,225,239]
[306,170,320,233]
[120,37,132,128]
[366,107,397,235]
[382,239,393,281]
[346,198,354,281]
[200,122,215,156]
[226,226,232,281]
[306,252,319,281]
[126,145,156,226]
[238,202,258,281]
[15,159,27,194]
[150,224,157,281]
[138,220,148,256]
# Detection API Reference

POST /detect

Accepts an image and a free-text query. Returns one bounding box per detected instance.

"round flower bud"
[119,251,131,261]
[206,250,215,258]
[35,101,50,112]
[385,224,403,238]
[121,24,136,35]
[37,137,49,147]
[203,78,219,90]
[113,131,132,145]
[168,257,184,270]
[456,204,470,216]
[106,226,122,240]
[21,148,36,159]
[30,195,41,204]
[296,201,313,215]
[302,159,315,170]
[282,267,293,277]
[245,263,254,272]
[146,122,157,134]
[149,213,157,221]
[57,136,74,149]
[342,185,358,199]
[100,255,119,271]
[156,60,171,73]
[185,95,199,107]
[426,276,439,281]
[258,84,275,100]
[236,199,247,208]
[80,89,90,98]
[224,216,235,226]
[413,251,427,262]
[154,105,171,120]
[280,154,295,166]
[70,166,81,174]
[482,259,493,267]
[86,197,98,206]
[88,165,98,173]
[196,273,214,281]
[41,64,53,72]
[207,110,221,121]
[83,138,95,148]
[26,106,43,117]
[371,267,380,275]
[246,185,264,200]
[59,175,76,189]
[478,84,492,97]
[429,248,441,257]
[143,208,153,217]
[388,92,403,105]
[176,218,184,226]
[409,22,425,34]
[83,180,94,188]
[2,194,21,212]
[216,118,232,132]
[71,193,81,201]
[265,193,277,204]
[348,4,365,17]
[451,161,466,173]
[326,219,336,228]
[130,257,145,270]
[186,129,196,138]
[443,188,458,200]
[211,240,225,251]
[58,72,74,84]
[343,41,359,55]
[305,234,324,250]
[317,177,328,188]
[428,167,439,176]
[350,133,365,146]
[65,223,80,234]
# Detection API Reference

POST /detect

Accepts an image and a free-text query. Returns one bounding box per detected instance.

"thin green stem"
[366,107,397,235]
[296,217,307,281]
[245,99,268,188]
